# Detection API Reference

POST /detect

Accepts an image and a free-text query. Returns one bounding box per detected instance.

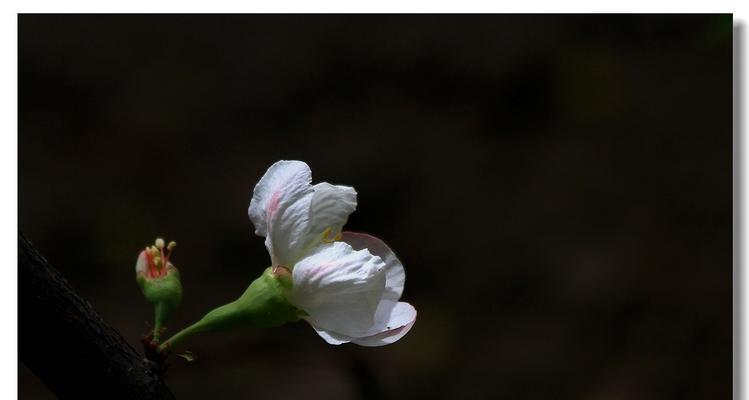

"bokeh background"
[19,15,733,399]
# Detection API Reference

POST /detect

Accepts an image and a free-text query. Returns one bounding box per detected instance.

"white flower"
[248,160,416,346]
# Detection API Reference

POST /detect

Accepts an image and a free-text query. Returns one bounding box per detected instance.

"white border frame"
[5,3,743,400]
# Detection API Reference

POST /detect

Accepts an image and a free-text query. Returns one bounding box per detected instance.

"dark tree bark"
[18,233,175,399]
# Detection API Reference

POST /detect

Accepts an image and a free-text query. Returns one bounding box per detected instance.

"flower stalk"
[159,267,300,351]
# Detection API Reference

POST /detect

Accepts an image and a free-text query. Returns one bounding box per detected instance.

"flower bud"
[135,239,183,338]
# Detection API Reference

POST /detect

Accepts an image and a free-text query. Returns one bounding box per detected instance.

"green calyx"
[159,267,301,351]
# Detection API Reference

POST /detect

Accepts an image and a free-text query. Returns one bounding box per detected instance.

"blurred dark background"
[19,14,733,399]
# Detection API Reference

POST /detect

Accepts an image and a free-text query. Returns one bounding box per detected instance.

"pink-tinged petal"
[248,160,310,237]
[247,160,314,266]
[290,242,386,336]
[352,302,417,347]
[135,250,148,275]
[341,232,405,302]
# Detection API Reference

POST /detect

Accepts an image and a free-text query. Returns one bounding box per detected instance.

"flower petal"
[308,323,352,345]
[305,182,357,246]
[290,241,386,336]
[248,160,314,266]
[352,301,417,347]
[135,250,148,275]
[341,232,404,302]
[307,301,417,347]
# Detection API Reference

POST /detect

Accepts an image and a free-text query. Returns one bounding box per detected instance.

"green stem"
[158,320,207,352]
[152,303,166,342]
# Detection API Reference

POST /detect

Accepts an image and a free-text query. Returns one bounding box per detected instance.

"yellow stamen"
[167,241,177,251]
[155,238,165,249]
[148,246,160,258]
[321,227,341,243]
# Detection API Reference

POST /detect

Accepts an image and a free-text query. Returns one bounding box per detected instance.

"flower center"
[143,238,177,279]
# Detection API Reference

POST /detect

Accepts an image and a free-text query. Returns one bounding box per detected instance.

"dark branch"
[18,233,175,399]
